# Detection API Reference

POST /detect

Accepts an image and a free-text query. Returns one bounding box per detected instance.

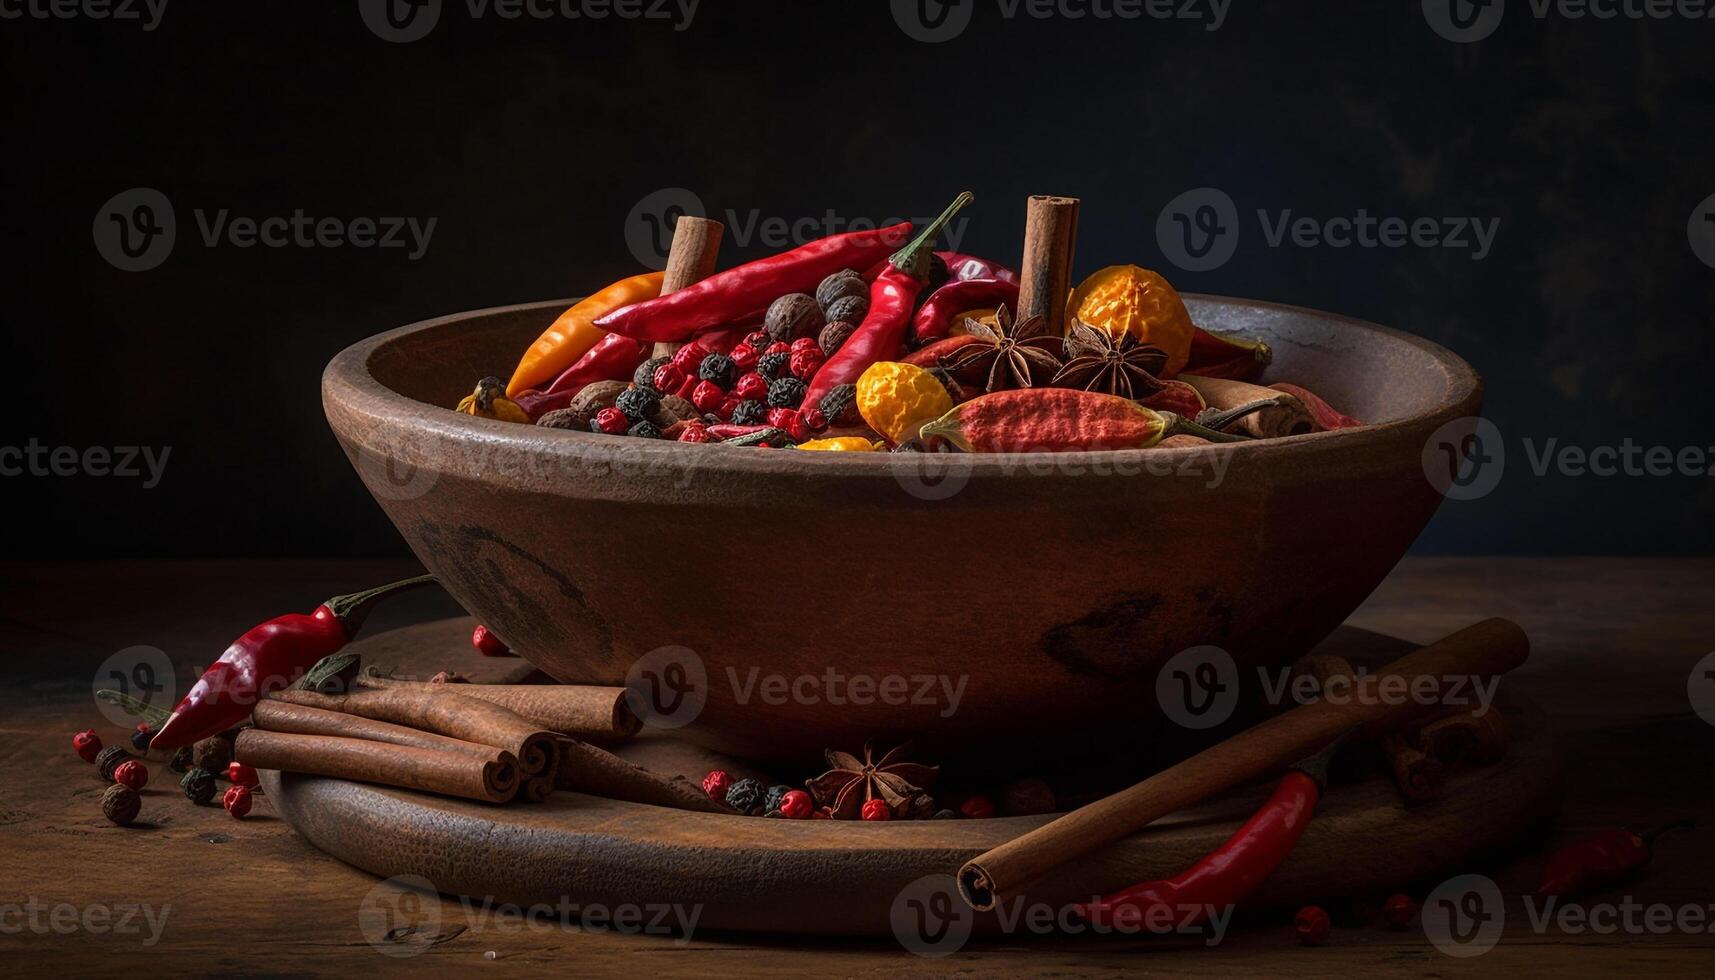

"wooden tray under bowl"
[262,620,1559,936]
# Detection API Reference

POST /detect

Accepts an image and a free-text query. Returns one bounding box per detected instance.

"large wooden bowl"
[323,296,1480,763]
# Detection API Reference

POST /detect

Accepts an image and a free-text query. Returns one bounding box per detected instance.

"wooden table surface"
[2,558,1712,976]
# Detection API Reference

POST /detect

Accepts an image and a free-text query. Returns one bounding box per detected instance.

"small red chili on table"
[1536,820,1695,897]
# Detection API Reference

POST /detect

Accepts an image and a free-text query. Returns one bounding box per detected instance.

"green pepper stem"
[1163,413,1253,443]
[1288,730,1353,793]
[323,574,437,639]
[890,191,974,282]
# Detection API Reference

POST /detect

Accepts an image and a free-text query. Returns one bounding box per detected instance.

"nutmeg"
[764,293,822,343]
[567,380,628,417]
[191,735,233,776]
[537,407,591,430]
[815,268,868,312]
[824,293,868,326]
[102,783,141,827]
[818,320,856,357]
[654,394,698,424]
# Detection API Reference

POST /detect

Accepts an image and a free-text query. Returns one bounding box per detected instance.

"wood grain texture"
[2,559,1712,975]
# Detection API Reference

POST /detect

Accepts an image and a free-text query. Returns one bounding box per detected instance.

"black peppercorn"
[818,320,856,357]
[815,269,868,312]
[102,784,141,827]
[1002,777,1057,816]
[615,385,661,421]
[763,784,794,813]
[633,356,672,391]
[181,767,217,806]
[626,419,662,439]
[730,400,768,426]
[95,745,131,783]
[725,777,765,814]
[191,735,233,776]
[818,384,861,426]
[130,726,153,752]
[168,746,194,774]
[764,293,822,342]
[697,353,737,389]
[767,377,807,409]
[756,351,790,381]
[824,294,868,326]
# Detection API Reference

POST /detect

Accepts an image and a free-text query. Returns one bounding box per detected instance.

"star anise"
[1051,319,1169,400]
[805,741,939,819]
[940,304,1063,393]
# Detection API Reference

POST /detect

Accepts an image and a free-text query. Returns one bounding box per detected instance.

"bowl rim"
[323,292,1483,480]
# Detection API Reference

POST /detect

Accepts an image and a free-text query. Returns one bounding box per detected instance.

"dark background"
[6,0,1712,557]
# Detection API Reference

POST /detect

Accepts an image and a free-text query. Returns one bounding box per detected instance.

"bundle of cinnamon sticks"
[234,675,722,812]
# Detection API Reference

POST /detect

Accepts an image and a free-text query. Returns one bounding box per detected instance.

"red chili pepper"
[149,575,436,750]
[911,277,1020,342]
[1140,380,1207,419]
[1269,383,1363,431]
[804,193,975,409]
[546,332,649,394]
[902,334,985,368]
[1077,740,1340,931]
[1185,327,1273,381]
[937,250,1018,284]
[594,225,914,343]
[1536,821,1693,897]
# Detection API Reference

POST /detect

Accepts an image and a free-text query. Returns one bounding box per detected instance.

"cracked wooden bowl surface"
[323,295,1481,763]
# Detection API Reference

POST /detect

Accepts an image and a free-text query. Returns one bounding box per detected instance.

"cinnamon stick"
[956,618,1530,910]
[651,215,725,359]
[554,736,728,813]
[234,729,517,804]
[253,699,522,797]
[356,674,640,742]
[1293,654,1444,803]
[1181,375,1315,439]
[1016,195,1079,336]
[272,688,558,777]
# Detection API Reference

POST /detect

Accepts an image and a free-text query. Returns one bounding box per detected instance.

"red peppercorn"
[812,807,833,820]
[764,341,791,357]
[73,729,103,763]
[677,424,713,444]
[592,407,629,435]
[1381,893,1416,928]
[227,762,259,788]
[1294,905,1331,946]
[861,798,892,821]
[733,372,769,402]
[690,380,726,413]
[800,407,829,433]
[471,624,510,658]
[766,407,797,431]
[652,362,688,394]
[779,789,813,819]
[113,759,148,790]
[960,795,996,819]
[716,396,740,422]
[742,330,770,351]
[670,342,713,375]
[790,337,820,355]
[702,770,732,801]
[729,343,759,372]
[788,348,824,380]
[224,784,253,819]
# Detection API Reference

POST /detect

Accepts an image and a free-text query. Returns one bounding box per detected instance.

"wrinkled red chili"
[594,225,913,343]
[803,193,974,409]
[911,277,1020,342]
[1536,821,1694,897]
[1076,740,1340,931]
[150,575,436,750]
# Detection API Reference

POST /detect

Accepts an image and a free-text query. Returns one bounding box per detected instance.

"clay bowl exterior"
[323,295,1480,763]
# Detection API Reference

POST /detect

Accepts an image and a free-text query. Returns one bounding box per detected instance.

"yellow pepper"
[506,272,664,396]
[855,361,953,445]
[456,377,530,423]
[1066,265,1195,377]
[794,437,884,452]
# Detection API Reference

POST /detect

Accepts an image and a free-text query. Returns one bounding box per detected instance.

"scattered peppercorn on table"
[6,558,1714,975]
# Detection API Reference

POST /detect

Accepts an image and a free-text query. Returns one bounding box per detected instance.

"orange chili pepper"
[506,272,664,397]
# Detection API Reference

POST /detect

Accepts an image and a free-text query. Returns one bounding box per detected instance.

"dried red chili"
[1184,326,1273,381]
[1077,740,1340,932]
[594,225,913,343]
[901,334,985,369]
[544,332,649,395]
[1269,383,1362,431]
[919,388,1245,453]
[803,193,975,409]
[1536,821,1694,897]
[150,575,436,750]
[911,277,1020,342]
